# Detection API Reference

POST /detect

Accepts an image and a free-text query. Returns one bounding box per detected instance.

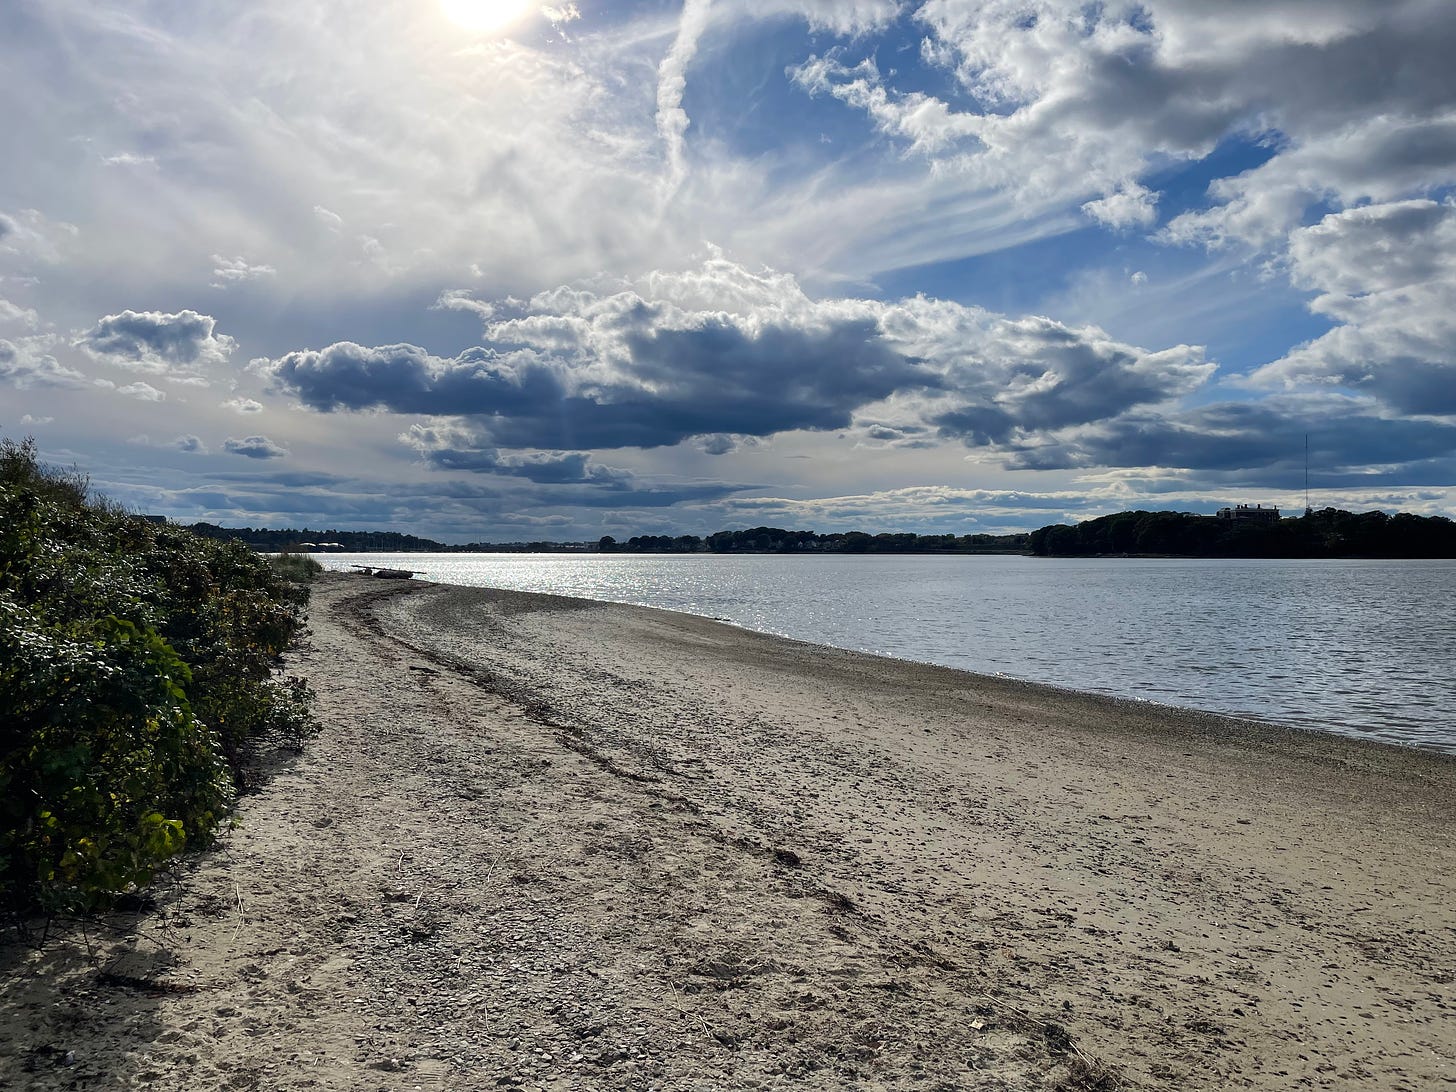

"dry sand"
[3,572,1454,1091]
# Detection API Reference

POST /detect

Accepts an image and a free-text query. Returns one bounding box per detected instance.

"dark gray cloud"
[399,422,751,508]
[267,312,934,450]
[266,342,566,416]
[1004,402,1456,487]
[405,426,634,486]
[266,263,1218,462]
[80,309,236,372]
[881,306,1214,446]
[223,434,289,459]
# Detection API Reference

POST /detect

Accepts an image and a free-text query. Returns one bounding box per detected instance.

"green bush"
[270,552,324,583]
[0,437,316,915]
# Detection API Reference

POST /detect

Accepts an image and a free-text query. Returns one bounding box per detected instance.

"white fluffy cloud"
[798,0,1456,246]
[1163,115,1456,249]
[79,310,236,374]
[0,336,87,389]
[117,381,166,402]
[1247,200,1456,414]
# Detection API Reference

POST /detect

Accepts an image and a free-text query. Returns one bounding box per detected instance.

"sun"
[438,0,535,34]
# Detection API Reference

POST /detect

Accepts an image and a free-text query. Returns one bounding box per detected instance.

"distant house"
[1216,503,1281,522]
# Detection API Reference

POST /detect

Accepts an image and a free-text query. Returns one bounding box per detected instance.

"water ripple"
[321,553,1456,754]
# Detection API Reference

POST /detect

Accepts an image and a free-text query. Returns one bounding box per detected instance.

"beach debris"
[348,564,419,579]
[772,846,803,867]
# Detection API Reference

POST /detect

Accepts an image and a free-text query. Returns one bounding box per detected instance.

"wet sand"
[3,573,1453,1090]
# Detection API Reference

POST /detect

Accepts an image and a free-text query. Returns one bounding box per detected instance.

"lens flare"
[438,0,534,34]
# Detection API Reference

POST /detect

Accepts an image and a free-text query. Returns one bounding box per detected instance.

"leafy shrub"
[0,437,316,915]
[270,552,324,583]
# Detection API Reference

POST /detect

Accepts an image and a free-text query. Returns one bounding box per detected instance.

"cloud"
[101,152,157,168]
[117,381,165,402]
[211,255,277,288]
[313,206,344,232]
[129,433,208,453]
[656,0,715,200]
[265,266,932,447]
[1082,183,1160,230]
[0,208,78,262]
[402,422,635,485]
[223,434,289,459]
[1245,200,1456,415]
[431,289,495,322]
[264,256,1218,456]
[794,0,1456,244]
[79,309,237,373]
[718,483,1117,530]
[790,55,984,157]
[1162,116,1456,249]
[695,433,759,455]
[19,414,54,426]
[0,337,88,388]
[1003,398,1456,486]
[223,396,264,414]
[0,298,39,329]
[875,299,1214,446]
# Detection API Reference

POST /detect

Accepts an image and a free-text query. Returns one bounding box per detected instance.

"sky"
[3,0,1455,542]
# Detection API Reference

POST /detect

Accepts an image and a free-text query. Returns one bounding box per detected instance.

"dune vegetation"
[0,437,316,919]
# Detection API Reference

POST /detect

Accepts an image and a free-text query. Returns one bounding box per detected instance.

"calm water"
[319,553,1456,753]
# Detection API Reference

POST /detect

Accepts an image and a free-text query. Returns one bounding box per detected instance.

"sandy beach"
[3,572,1454,1091]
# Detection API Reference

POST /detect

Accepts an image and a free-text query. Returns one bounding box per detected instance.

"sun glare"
[438,0,535,34]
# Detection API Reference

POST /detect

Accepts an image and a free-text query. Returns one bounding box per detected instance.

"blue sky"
[3,0,1455,541]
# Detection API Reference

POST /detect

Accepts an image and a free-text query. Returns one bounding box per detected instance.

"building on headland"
[1216,503,1281,522]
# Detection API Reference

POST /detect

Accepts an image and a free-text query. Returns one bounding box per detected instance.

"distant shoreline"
[175,506,1456,559]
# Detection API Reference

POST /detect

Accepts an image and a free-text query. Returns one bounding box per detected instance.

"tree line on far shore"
[177,522,1031,554]
[597,528,1030,553]
[1029,508,1456,559]
[175,509,1456,560]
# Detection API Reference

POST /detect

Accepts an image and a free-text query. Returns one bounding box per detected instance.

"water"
[318,552,1456,753]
